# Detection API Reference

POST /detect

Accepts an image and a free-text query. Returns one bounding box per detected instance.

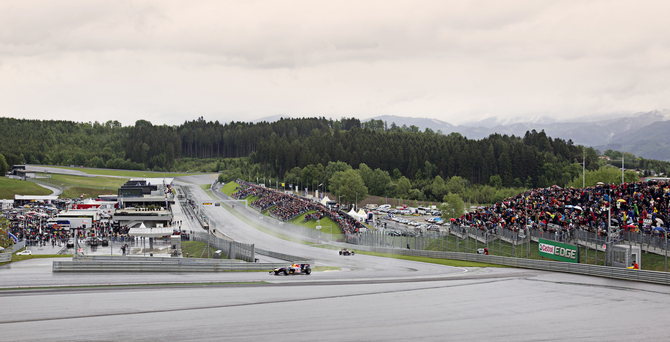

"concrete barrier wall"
[53,260,292,272]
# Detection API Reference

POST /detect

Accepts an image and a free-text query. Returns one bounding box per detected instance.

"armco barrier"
[255,248,314,265]
[53,260,292,272]
[192,231,255,262]
[75,255,243,263]
[0,253,10,263]
[352,245,670,285]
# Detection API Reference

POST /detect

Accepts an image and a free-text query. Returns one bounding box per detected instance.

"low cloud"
[1,0,669,125]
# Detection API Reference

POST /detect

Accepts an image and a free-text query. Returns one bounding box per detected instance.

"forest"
[1,116,668,200]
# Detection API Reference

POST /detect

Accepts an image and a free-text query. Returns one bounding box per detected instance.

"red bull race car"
[270,263,312,275]
[339,248,355,256]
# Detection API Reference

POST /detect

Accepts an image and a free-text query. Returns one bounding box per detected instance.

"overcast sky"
[1,0,669,126]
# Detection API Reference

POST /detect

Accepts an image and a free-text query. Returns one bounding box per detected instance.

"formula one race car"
[270,263,312,276]
[339,248,355,256]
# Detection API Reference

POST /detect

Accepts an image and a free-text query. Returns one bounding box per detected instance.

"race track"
[2,176,669,341]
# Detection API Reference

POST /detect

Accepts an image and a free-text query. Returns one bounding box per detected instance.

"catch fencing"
[347,224,655,267]
[191,230,255,262]
[349,244,670,285]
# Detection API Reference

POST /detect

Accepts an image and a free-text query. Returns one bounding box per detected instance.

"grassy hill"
[287,210,342,235]
[43,165,199,178]
[0,177,52,199]
[29,173,126,199]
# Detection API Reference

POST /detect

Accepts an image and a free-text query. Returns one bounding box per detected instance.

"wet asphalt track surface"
[2,174,670,341]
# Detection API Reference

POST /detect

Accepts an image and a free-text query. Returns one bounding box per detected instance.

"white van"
[379,204,391,209]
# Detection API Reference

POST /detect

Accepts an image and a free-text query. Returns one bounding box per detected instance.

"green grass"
[46,174,128,188]
[0,177,52,199]
[287,211,342,235]
[313,266,341,271]
[221,181,241,196]
[181,241,225,259]
[220,182,259,204]
[61,187,118,199]
[31,173,127,199]
[0,252,72,266]
[353,250,506,268]
[44,166,199,178]
[200,184,211,190]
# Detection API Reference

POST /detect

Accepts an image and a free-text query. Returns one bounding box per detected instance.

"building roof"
[14,195,59,201]
[129,177,174,186]
[121,196,169,202]
[128,223,174,237]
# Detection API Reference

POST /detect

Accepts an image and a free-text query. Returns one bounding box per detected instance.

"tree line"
[1,116,669,190]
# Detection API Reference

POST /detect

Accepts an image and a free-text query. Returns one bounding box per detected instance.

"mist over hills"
[366,111,670,161]
[251,111,670,161]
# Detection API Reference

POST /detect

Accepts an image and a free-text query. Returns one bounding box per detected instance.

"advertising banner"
[538,238,579,263]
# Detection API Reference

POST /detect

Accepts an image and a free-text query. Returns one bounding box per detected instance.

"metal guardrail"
[53,260,292,272]
[10,240,26,253]
[0,253,10,263]
[192,231,255,262]
[349,245,670,285]
[255,248,315,265]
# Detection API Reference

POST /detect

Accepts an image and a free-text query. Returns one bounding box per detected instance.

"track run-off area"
[1,174,669,341]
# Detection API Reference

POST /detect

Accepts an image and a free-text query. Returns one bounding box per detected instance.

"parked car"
[16,250,32,256]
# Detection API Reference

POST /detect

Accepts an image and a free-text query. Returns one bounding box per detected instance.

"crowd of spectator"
[231,180,365,236]
[458,180,670,240]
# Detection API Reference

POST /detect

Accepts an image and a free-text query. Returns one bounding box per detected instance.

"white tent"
[357,209,368,220]
[347,208,364,221]
[320,196,332,205]
[128,222,173,238]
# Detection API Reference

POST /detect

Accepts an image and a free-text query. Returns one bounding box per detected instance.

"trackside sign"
[538,239,579,263]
